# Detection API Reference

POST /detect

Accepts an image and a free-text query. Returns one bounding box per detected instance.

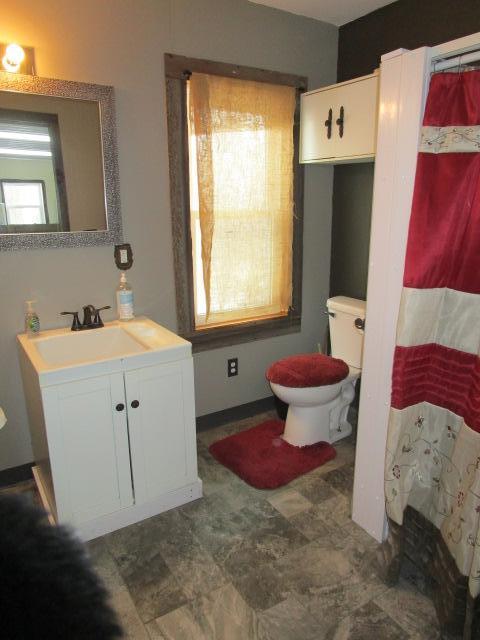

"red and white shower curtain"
[385,70,480,596]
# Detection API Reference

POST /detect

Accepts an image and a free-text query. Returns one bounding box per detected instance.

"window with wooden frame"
[165,54,306,351]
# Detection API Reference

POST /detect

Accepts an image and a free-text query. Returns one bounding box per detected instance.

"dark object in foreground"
[209,419,336,489]
[0,494,123,639]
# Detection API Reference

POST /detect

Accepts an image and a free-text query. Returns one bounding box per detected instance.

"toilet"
[266,296,366,447]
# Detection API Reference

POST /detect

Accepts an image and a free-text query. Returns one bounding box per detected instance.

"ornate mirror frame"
[0,71,123,250]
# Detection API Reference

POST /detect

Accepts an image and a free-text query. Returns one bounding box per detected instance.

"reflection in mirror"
[0,93,106,234]
[0,108,68,232]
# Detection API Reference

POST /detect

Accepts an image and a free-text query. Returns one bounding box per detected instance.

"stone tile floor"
[88,411,442,639]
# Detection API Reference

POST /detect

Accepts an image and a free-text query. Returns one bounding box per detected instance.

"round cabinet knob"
[354,317,365,331]
[116,403,125,412]
[131,400,140,409]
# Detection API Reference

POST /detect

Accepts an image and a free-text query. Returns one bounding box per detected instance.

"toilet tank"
[327,296,366,369]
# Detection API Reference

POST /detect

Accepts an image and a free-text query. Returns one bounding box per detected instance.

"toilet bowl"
[269,366,360,446]
[266,296,365,447]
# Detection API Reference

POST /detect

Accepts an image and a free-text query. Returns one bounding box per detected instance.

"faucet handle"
[60,311,82,331]
[92,305,111,328]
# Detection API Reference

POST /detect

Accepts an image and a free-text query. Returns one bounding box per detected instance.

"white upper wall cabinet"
[300,73,379,164]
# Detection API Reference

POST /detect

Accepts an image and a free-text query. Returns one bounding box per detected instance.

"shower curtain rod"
[433,47,480,71]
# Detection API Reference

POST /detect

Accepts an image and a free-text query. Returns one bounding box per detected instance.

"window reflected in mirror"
[2,180,48,225]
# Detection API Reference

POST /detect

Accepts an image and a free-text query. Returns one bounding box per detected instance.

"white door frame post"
[352,45,431,542]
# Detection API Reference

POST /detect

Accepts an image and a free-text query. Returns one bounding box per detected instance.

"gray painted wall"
[0,0,337,471]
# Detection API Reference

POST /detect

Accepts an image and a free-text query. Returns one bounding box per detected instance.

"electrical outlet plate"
[227,358,238,377]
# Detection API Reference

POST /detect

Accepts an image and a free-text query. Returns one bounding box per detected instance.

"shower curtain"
[384,69,480,633]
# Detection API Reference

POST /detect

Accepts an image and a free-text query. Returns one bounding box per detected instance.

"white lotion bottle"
[116,272,134,321]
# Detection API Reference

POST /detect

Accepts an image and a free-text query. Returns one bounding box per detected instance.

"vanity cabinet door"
[42,373,134,525]
[125,359,197,505]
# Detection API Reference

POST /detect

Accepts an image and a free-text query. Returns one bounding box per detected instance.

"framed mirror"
[0,71,122,249]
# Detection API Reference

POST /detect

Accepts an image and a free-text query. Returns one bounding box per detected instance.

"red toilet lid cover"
[266,353,349,388]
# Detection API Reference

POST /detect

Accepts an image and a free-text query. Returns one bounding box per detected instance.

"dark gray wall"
[330,0,480,300]
[331,163,374,299]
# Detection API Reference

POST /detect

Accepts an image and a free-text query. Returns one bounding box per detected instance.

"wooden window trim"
[165,53,306,352]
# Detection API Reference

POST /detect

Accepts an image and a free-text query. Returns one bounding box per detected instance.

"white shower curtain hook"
[457,54,464,74]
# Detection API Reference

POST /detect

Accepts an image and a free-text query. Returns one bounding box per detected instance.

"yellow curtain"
[188,72,295,328]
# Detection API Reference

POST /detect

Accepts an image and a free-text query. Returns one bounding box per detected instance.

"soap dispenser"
[116,272,134,321]
[25,300,40,336]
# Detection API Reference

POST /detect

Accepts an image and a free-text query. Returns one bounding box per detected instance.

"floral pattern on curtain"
[385,70,480,597]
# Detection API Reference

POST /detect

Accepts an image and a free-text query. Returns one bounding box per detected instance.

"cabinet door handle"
[131,400,140,409]
[324,108,333,139]
[336,106,344,138]
[116,403,125,412]
[354,317,365,330]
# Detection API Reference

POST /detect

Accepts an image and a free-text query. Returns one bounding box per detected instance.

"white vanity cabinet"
[18,318,202,540]
[300,72,379,164]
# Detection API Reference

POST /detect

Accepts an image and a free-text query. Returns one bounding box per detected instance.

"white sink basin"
[18,317,191,384]
[34,326,147,367]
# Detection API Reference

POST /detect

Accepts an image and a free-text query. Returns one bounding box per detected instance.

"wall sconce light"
[1,43,36,75]
[3,43,25,72]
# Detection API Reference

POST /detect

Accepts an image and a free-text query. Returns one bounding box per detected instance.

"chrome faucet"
[61,304,111,331]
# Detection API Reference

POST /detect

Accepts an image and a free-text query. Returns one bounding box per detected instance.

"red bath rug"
[208,419,336,489]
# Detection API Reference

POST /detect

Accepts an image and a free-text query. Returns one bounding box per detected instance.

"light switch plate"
[114,243,133,270]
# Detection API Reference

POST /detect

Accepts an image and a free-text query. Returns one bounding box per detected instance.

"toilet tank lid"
[327,296,366,317]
